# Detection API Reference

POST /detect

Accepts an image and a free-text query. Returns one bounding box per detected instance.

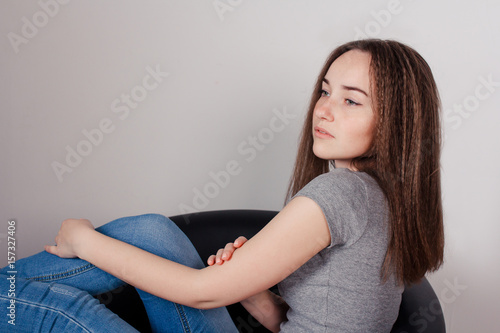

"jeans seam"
[174,303,192,333]
[25,263,97,282]
[0,295,92,332]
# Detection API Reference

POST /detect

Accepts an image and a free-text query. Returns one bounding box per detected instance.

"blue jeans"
[0,214,238,332]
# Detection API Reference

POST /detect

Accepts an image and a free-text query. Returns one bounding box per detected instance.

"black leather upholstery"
[97,210,445,332]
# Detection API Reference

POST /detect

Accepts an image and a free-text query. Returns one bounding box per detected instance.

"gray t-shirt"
[278,168,403,332]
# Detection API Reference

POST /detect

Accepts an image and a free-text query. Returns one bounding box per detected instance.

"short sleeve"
[292,169,369,248]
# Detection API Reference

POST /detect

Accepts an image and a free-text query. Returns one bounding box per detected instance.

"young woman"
[0,39,444,332]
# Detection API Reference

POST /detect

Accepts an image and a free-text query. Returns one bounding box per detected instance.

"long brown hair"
[286,39,444,285]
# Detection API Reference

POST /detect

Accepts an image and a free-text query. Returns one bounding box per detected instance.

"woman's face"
[312,50,376,170]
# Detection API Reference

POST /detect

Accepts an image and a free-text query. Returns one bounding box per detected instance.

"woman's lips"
[314,126,334,138]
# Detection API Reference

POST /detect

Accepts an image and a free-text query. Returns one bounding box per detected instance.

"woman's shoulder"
[293,169,383,249]
[303,168,378,195]
[294,168,385,214]
[292,168,372,213]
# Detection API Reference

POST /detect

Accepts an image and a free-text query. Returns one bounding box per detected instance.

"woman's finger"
[215,248,224,264]
[234,236,248,248]
[44,245,57,255]
[207,254,216,266]
[222,243,235,260]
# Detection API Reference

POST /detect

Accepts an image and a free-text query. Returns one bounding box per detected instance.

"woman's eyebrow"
[322,78,368,97]
[342,85,368,97]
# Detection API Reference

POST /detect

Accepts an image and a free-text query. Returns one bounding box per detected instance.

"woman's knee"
[134,213,175,232]
[133,214,204,268]
[100,214,202,266]
[97,214,176,243]
[130,214,183,243]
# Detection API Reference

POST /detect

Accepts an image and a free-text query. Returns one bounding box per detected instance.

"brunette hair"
[286,39,444,285]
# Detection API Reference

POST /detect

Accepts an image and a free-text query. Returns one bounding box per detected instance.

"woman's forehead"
[324,50,372,92]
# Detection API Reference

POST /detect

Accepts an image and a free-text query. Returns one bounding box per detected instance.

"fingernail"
[222,254,227,260]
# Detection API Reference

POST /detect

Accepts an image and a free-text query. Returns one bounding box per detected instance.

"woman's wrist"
[74,227,99,259]
[240,290,268,305]
[240,290,288,333]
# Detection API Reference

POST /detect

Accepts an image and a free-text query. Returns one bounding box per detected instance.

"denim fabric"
[0,214,238,332]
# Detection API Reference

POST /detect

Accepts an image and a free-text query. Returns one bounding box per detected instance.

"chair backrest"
[390,278,446,333]
[171,209,446,333]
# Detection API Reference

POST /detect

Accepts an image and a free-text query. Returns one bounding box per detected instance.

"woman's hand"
[207,236,247,265]
[44,218,95,258]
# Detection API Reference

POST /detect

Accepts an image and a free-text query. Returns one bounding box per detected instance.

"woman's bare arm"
[207,236,289,331]
[45,196,330,309]
[240,290,289,332]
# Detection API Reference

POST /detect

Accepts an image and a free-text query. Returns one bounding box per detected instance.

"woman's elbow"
[192,299,227,310]
[184,276,236,310]
[183,294,233,310]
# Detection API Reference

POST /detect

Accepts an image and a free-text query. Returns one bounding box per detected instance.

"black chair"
[97,210,445,332]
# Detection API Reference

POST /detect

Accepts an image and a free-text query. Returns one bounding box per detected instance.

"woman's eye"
[345,99,359,106]
[320,89,330,97]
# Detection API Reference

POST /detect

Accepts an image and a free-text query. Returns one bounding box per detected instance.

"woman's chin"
[312,146,335,161]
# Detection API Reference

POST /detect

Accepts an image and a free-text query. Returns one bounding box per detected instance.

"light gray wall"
[1,1,499,331]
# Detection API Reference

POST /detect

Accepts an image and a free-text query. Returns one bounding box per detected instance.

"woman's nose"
[314,99,334,121]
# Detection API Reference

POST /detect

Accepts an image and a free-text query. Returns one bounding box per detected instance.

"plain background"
[1,1,499,332]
